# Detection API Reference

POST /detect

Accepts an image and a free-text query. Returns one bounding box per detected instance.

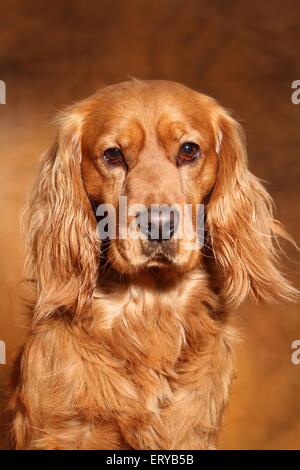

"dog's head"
[81,80,219,275]
[24,79,297,321]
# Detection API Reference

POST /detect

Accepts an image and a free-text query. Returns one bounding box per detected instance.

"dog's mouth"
[141,239,177,267]
[145,252,174,268]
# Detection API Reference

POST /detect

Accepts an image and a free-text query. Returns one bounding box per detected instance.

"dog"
[6,79,297,449]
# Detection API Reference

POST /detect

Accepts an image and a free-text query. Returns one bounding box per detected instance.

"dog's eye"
[177,142,201,165]
[103,147,124,165]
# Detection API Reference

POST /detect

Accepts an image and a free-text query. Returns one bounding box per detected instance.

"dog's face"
[25,79,296,323]
[81,81,219,274]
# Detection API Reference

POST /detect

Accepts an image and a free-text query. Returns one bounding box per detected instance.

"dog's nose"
[139,207,179,242]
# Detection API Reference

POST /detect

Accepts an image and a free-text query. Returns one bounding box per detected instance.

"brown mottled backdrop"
[0,0,299,449]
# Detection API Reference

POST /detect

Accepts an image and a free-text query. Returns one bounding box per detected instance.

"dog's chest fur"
[89,270,223,417]
[11,270,232,449]
[93,270,215,362]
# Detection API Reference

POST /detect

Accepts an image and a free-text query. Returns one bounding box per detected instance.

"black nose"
[139,207,179,242]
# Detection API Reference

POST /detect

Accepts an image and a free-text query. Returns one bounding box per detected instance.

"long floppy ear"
[22,111,100,323]
[206,110,298,308]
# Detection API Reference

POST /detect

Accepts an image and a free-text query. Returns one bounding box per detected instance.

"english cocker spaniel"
[6,79,297,449]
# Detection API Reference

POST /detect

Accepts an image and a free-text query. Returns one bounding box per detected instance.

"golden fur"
[5,79,297,449]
